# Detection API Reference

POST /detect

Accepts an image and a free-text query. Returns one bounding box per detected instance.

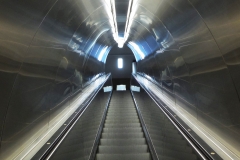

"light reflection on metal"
[140,14,152,25]
[103,86,112,92]
[131,85,140,92]
[86,29,108,53]
[136,75,239,160]
[98,46,108,61]
[128,41,145,60]
[63,57,68,64]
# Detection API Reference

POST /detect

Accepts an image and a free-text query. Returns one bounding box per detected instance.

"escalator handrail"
[133,73,213,160]
[38,73,111,160]
[88,90,113,160]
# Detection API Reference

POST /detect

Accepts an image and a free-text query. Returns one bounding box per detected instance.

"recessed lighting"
[118,58,123,69]
[211,152,215,155]
[47,142,51,145]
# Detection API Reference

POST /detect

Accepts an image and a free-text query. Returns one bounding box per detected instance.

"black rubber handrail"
[130,90,159,160]
[88,90,113,160]
[37,74,111,160]
[133,73,214,160]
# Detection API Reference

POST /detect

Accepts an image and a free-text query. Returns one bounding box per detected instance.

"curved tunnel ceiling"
[2,0,240,64]
[4,0,217,63]
[22,0,188,63]
[61,0,211,62]
[2,0,240,159]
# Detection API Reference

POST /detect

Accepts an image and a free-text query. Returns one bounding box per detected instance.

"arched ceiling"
[72,0,201,62]
[63,0,169,62]
[2,0,238,65]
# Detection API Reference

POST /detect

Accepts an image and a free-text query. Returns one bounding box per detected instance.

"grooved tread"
[95,91,150,160]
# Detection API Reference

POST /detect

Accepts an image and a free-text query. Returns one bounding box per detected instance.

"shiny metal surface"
[50,87,111,160]
[1,0,240,158]
[133,0,240,157]
[131,77,209,160]
[0,0,112,159]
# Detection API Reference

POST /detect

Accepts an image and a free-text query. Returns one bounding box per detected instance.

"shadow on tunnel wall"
[134,0,240,154]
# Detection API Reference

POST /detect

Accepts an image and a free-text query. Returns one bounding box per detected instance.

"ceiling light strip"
[110,0,118,36]
[106,0,137,48]
[120,0,136,48]
[105,0,118,43]
[124,0,133,39]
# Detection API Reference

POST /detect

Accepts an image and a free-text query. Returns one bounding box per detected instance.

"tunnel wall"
[105,45,135,79]
[1,0,240,158]
[0,0,107,157]
[135,0,240,153]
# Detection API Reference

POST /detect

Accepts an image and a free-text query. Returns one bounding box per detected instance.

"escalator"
[36,90,208,160]
[95,90,199,160]
[95,91,151,160]
[133,91,199,160]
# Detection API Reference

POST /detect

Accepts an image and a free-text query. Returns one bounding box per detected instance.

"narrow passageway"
[1,0,240,159]
[96,91,150,160]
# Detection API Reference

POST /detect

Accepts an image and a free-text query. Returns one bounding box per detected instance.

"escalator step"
[95,91,150,160]
[101,132,144,138]
[100,138,146,146]
[104,122,141,127]
[103,127,142,133]
[96,153,151,160]
[98,145,148,153]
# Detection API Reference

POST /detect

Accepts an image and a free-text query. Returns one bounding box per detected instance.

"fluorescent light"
[117,85,126,91]
[118,43,124,48]
[105,0,137,48]
[123,0,137,44]
[105,0,138,48]
[105,0,119,44]
[117,37,125,48]
[118,58,123,69]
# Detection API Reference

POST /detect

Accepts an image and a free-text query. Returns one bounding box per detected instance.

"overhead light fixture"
[105,0,137,48]
[116,0,137,48]
[118,43,124,48]
[123,0,137,46]
[104,0,119,46]
[117,37,125,48]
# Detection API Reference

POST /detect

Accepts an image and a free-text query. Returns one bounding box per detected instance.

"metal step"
[98,145,148,153]
[96,153,152,160]
[133,92,200,160]
[95,91,150,160]
[100,138,146,146]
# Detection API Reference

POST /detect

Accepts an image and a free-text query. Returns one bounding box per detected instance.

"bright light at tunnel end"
[118,58,123,69]
[117,37,125,48]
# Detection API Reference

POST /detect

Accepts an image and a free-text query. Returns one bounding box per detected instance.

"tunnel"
[0,0,240,159]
